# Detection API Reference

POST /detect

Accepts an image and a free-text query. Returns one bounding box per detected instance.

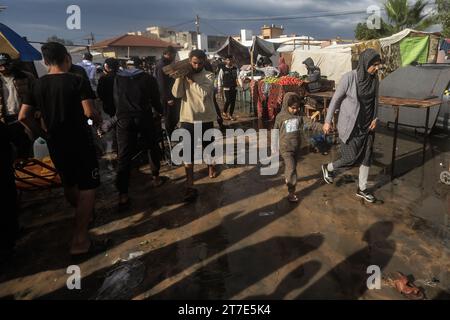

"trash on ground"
[259,211,275,217]
[94,260,145,300]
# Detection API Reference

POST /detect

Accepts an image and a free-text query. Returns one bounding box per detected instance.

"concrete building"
[91,34,180,59]
[261,25,284,39]
[145,26,198,50]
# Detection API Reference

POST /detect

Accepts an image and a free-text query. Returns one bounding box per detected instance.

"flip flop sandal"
[183,188,198,202]
[71,239,113,262]
[392,272,424,300]
[288,195,299,203]
[118,198,131,211]
[152,178,165,188]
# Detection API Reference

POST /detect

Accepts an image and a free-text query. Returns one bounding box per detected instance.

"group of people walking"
[0,41,382,261]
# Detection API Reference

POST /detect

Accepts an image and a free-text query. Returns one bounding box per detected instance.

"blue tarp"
[0,23,42,61]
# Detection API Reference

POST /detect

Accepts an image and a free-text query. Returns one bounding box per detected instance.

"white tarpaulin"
[291,47,352,85]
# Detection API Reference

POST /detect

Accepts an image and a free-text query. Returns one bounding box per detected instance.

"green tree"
[384,0,434,32]
[46,35,74,46]
[435,0,450,37]
[355,19,393,40]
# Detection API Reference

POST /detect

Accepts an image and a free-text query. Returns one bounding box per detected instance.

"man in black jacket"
[97,58,119,118]
[114,57,163,207]
[0,121,19,264]
[154,46,180,137]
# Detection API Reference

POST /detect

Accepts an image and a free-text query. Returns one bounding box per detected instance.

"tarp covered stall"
[291,47,352,85]
[215,36,250,66]
[378,64,450,131]
[0,23,42,61]
[251,36,281,60]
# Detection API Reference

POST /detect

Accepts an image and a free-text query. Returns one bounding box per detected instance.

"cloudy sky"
[0,0,436,44]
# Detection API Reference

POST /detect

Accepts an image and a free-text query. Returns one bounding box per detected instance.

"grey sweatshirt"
[274,92,303,153]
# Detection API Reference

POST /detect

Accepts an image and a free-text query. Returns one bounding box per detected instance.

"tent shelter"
[291,47,352,85]
[251,36,280,61]
[290,29,441,85]
[215,36,250,66]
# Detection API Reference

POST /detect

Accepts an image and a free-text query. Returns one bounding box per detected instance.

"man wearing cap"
[114,57,163,207]
[77,52,97,91]
[0,53,35,158]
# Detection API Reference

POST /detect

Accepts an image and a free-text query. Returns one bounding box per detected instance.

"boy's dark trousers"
[281,150,299,193]
[223,88,237,116]
[116,112,161,194]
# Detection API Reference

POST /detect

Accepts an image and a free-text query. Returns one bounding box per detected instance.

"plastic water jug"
[33,137,50,159]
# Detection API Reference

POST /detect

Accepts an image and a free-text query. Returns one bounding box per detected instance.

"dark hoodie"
[303,58,321,93]
[114,68,162,120]
[274,92,304,153]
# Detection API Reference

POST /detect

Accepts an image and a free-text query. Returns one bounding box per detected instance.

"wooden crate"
[162,58,192,78]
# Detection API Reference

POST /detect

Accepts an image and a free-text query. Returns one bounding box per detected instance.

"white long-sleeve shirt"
[77,60,97,90]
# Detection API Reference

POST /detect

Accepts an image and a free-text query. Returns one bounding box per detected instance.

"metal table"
[379,96,442,180]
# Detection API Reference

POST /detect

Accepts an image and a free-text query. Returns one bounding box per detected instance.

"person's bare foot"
[70,238,91,256]
[229,115,236,121]
[152,176,163,187]
[209,165,217,179]
[222,112,229,120]
[288,193,299,203]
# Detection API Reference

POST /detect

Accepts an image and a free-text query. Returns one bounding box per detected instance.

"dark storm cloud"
[1,0,380,42]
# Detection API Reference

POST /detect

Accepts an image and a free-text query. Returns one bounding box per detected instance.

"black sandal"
[71,239,113,262]
[183,188,198,202]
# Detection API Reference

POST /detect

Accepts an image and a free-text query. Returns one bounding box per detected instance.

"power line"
[201,20,228,36]
[166,19,195,30]
[203,3,438,22]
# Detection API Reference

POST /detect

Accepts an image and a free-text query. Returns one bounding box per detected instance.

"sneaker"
[322,164,334,184]
[288,193,299,203]
[356,188,376,203]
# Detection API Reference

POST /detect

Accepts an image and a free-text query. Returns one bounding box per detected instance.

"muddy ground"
[0,115,449,300]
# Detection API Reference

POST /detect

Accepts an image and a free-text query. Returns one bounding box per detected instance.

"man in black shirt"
[114,57,163,207]
[19,42,106,258]
[97,58,119,118]
[155,46,180,136]
[218,55,238,121]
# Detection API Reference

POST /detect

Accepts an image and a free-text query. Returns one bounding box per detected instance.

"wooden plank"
[162,58,191,78]
[308,91,335,99]
[379,96,442,108]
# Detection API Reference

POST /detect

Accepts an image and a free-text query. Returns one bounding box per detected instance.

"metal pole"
[251,48,255,117]
[391,106,400,180]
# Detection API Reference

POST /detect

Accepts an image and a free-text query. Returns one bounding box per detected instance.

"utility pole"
[84,32,95,46]
[195,15,200,36]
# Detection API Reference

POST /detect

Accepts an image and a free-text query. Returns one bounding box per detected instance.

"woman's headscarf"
[356,49,381,99]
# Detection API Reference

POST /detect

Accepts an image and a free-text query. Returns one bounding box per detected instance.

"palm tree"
[384,0,435,32]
